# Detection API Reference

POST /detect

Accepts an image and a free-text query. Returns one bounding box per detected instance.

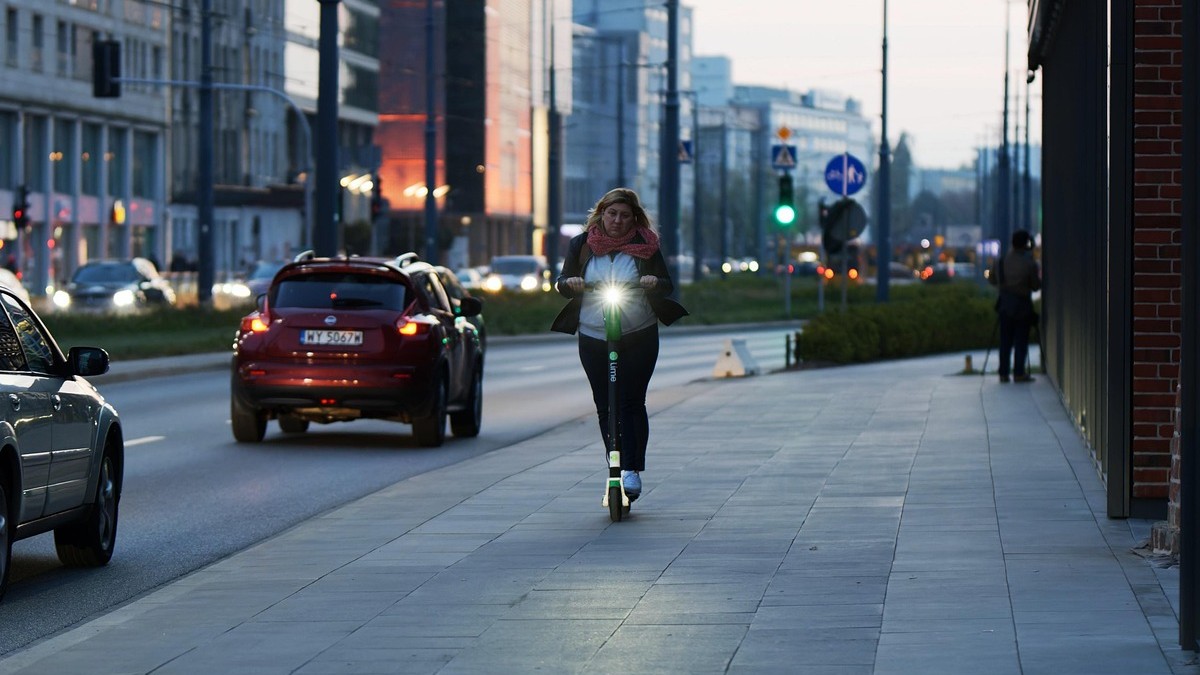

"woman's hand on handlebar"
[639,275,658,290]
[563,276,585,293]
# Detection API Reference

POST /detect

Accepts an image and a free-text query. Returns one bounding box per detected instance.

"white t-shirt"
[578,251,656,340]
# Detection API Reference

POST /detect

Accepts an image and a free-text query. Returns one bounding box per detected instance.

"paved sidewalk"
[2,352,1197,674]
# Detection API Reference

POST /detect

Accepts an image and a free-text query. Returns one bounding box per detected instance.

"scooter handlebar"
[581,281,644,292]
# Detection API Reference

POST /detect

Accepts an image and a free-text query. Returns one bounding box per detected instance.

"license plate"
[300,329,363,346]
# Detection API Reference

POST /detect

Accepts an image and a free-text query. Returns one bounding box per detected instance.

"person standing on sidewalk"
[990,229,1041,383]
[551,188,688,498]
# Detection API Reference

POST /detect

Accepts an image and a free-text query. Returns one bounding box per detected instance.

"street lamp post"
[423,0,439,265]
[682,90,703,282]
[876,0,891,302]
[658,0,681,286]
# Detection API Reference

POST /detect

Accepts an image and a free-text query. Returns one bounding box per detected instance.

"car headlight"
[53,290,71,309]
[483,276,503,292]
[217,282,252,298]
[112,289,136,307]
[520,275,538,291]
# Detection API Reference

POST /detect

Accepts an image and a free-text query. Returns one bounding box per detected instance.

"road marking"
[126,435,165,447]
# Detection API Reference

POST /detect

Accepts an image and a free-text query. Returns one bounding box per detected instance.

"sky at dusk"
[685,0,1039,170]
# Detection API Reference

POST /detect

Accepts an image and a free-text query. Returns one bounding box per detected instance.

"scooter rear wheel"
[608,486,624,522]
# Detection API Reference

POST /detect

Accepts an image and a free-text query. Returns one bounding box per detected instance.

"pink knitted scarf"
[587,226,660,260]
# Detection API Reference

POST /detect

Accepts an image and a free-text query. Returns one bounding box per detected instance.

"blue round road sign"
[825,153,868,196]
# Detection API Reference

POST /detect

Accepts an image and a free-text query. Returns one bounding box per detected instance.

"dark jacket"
[550,231,689,335]
[992,249,1040,297]
[990,249,1040,321]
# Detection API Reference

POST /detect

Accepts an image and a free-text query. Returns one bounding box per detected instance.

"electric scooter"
[587,281,640,522]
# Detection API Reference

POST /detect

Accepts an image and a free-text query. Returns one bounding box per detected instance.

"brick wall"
[1131,0,1182,506]
[1153,385,1181,553]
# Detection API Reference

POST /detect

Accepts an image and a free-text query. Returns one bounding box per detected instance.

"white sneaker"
[621,470,641,497]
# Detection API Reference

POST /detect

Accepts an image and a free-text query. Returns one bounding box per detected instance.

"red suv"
[231,252,485,446]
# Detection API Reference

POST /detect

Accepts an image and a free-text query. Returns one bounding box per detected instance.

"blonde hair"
[585,188,655,233]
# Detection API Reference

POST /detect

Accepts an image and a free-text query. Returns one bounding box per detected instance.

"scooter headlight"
[602,285,624,306]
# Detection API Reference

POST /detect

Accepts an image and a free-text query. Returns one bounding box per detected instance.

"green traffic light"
[774,204,796,226]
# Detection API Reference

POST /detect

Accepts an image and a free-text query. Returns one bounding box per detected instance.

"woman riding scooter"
[551,188,688,502]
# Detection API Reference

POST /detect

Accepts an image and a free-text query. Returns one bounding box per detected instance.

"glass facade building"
[0,0,168,294]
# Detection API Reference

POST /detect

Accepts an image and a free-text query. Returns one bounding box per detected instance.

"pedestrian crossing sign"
[679,140,694,163]
[771,144,797,169]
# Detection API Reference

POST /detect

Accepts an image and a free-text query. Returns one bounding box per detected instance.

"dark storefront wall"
[1181,0,1200,652]
[1038,0,1133,517]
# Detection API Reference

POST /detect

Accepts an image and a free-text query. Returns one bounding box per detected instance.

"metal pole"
[659,0,681,285]
[998,2,1012,258]
[546,17,562,271]
[1181,0,1199,651]
[313,0,340,257]
[197,0,214,303]
[1013,82,1022,231]
[1024,72,1033,232]
[617,56,626,187]
[876,0,891,302]
[423,0,439,264]
[719,118,728,278]
[692,97,703,281]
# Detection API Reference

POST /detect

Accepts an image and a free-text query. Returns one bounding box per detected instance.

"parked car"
[218,260,287,304]
[0,287,123,600]
[0,268,29,304]
[53,258,176,313]
[452,266,485,291]
[482,255,550,292]
[921,261,977,283]
[437,266,488,352]
[231,251,485,446]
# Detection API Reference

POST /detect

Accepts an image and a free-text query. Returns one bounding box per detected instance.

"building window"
[81,123,101,196]
[5,8,18,67]
[23,115,47,191]
[107,127,126,196]
[56,20,69,76]
[0,112,14,189]
[132,130,154,198]
[53,119,75,193]
[31,13,43,72]
[73,25,91,82]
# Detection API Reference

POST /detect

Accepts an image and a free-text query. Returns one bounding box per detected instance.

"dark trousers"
[998,314,1032,378]
[578,324,659,472]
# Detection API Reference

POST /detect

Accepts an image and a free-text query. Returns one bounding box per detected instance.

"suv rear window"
[272,273,410,311]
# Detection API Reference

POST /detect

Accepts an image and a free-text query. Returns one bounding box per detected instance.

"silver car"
[0,288,123,601]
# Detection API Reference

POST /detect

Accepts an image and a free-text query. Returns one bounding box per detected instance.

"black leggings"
[578,324,659,471]
[998,314,1032,378]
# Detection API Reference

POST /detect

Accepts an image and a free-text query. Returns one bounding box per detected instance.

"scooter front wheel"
[608,486,624,522]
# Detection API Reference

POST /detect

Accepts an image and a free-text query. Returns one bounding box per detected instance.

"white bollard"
[713,338,761,378]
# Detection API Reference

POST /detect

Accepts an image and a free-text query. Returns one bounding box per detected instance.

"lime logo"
[609,351,617,360]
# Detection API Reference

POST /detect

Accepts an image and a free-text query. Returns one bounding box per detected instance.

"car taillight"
[848,269,859,280]
[241,312,270,333]
[396,317,431,336]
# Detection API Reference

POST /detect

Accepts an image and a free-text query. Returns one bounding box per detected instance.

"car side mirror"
[458,296,483,318]
[256,294,267,313]
[69,346,111,377]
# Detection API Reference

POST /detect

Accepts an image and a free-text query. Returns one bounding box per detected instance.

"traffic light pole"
[876,0,892,302]
[659,0,681,287]
[423,0,439,265]
[197,0,214,303]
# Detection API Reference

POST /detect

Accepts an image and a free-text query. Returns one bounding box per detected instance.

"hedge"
[796,284,999,365]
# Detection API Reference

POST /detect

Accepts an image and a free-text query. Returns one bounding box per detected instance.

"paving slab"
[0,351,1195,674]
